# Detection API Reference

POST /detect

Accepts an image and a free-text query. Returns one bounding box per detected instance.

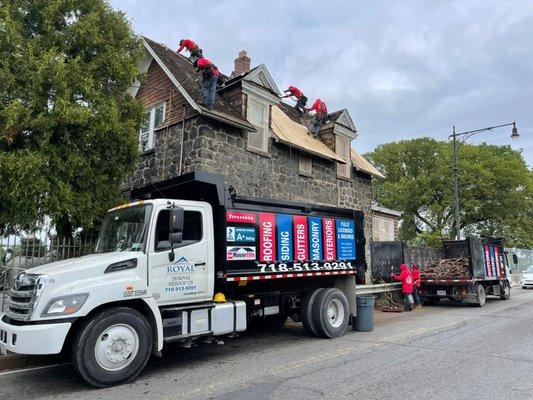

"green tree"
[0,0,144,239]
[366,138,533,247]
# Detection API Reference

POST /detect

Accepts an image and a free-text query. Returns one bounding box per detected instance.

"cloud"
[111,0,533,166]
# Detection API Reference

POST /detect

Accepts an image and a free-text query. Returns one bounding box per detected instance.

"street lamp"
[450,121,519,240]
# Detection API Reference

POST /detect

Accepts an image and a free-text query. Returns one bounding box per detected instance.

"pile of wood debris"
[420,257,469,278]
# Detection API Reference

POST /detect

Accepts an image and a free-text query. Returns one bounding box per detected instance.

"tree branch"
[414,211,436,231]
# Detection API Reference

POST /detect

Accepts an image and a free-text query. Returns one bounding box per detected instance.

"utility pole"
[449,122,519,240]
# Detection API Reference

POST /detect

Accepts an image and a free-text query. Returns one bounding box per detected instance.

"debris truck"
[0,172,365,387]
[419,237,512,307]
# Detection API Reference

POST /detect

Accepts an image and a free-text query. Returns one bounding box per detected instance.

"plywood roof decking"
[270,106,346,163]
[351,149,386,179]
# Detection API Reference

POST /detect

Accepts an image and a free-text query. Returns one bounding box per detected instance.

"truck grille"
[6,275,42,321]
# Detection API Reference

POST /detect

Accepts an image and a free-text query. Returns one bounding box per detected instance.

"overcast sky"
[111,0,532,166]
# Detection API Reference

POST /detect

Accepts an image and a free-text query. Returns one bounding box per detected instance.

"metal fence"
[0,236,95,311]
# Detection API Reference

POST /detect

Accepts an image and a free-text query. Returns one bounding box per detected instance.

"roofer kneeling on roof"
[177,38,203,64]
[194,57,220,110]
[281,85,308,116]
[306,99,328,138]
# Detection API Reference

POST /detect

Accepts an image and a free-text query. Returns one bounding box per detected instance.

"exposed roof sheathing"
[351,149,385,178]
[270,106,345,163]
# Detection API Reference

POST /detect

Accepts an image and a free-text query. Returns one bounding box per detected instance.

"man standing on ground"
[392,264,414,311]
[281,85,308,115]
[411,264,422,309]
[194,57,219,110]
[306,99,328,138]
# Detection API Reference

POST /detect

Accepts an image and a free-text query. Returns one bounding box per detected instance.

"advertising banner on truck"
[225,210,357,273]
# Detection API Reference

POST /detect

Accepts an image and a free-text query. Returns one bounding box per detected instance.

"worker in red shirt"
[281,85,308,115]
[392,264,414,311]
[194,57,220,110]
[411,264,422,308]
[177,38,203,64]
[306,99,328,138]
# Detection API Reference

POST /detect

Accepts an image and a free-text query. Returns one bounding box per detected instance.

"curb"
[0,353,67,373]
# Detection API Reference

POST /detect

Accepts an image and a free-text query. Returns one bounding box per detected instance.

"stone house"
[125,37,385,266]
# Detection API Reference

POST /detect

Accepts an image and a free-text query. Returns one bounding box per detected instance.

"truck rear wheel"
[500,281,511,300]
[475,284,486,307]
[301,288,324,336]
[311,288,349,339]
[71,307,153,388]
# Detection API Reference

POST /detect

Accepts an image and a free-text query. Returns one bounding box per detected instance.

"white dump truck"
[0,172,365,387]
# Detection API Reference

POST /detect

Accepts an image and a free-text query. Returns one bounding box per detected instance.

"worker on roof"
[411,264,422,309]
[306,99,328,138]
[194,57,220,110]
[281,85,308,116]
[392,264,414,311]
[177,38,203,64]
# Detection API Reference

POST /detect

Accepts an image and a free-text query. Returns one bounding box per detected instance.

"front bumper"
[0,314,71,355]
[521,282,533,287]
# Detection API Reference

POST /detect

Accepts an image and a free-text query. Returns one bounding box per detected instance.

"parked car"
[520,266,533,289]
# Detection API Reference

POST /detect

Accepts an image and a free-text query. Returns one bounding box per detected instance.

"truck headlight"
[41,294,89,317]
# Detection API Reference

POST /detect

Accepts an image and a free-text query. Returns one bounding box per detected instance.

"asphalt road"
[1,289,532,400]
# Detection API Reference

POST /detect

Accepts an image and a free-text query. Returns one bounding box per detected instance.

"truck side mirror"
[512,254,518,265]
[168,207,184,262]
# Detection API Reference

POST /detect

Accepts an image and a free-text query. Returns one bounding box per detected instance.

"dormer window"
[139,102,166,152]
[246,97,270,155]
[336,136,352,179]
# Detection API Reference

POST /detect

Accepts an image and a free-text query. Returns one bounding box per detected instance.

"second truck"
[0,172,366,387]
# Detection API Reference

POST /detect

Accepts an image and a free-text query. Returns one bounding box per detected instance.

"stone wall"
[126,116,374,265]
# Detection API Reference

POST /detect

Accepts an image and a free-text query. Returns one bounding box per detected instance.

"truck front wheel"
[311,288,349,339]
[72,307,153,388]
[500,281,511,300]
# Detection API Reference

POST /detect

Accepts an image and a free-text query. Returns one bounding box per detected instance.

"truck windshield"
[95,205,153,253]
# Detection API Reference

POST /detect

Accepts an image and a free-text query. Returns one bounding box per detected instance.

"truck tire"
[500,281,511,300]
[71,307,153,388]
[311,288,349,339]
[301,288,324,336]
[475,284,486,307]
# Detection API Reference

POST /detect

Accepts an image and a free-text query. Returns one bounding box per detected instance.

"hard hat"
[213,292,226,303]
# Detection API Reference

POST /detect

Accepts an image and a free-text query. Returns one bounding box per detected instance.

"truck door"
[148,204,213,306]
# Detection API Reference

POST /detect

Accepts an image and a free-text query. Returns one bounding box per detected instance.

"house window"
[247,98,269,154]
[139,102,166,152]
[372,216,395,241]
[299,154,313,177]
[336,136,351,179]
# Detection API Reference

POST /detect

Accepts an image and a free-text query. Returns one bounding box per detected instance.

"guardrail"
[356,282,402,295]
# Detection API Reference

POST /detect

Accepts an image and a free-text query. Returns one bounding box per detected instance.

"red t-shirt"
[177,39,196,53]
[196,58,219,77]
[287,86,303,98]
[309,99,328,115]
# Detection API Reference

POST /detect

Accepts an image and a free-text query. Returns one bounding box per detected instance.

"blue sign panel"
[276,214,293,261]
[227,227,256,243]
[489,245,497,276]
[335,220,356,259]
[308,217,323,261]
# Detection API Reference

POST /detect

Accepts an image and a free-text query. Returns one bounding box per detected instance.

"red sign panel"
[323,218,337,261]
[494,246,501,277]
[293,215,309,261]
[484,245,492,277]
[259,213,276,262]
[226,211,256,224]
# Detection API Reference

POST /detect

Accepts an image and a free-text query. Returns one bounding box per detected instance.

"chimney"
[233,50,250,76]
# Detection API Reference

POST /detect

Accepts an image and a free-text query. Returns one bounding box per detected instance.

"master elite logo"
[226,246,256,261]
[166,256,195,274]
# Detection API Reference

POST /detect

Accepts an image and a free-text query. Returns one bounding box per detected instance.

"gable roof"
[141,37,254,131]
[351,149,385,179]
